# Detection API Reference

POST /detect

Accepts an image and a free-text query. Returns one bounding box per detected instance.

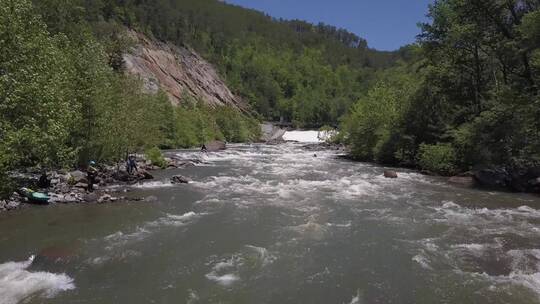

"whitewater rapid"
[0,141,539,303]
[0,256,74,304]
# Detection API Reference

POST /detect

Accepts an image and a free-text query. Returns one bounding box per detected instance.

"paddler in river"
[87,161,98,192]
[200,144,208,154]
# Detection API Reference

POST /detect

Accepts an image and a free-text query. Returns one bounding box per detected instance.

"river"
[1,142,540,304]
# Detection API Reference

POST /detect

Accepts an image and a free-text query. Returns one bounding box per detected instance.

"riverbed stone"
[171,175,190,184]
[384,170,398,178]
[97,194,112,203]
[75,182,88,189]
[84,193,99,203]
[69,170,87,184]
[6,200,20,210]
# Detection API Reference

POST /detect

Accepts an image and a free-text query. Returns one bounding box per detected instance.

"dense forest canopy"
[37,0,403,125]
[342,0,540,174]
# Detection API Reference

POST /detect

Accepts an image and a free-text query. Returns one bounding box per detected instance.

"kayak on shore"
[19,188,50,204]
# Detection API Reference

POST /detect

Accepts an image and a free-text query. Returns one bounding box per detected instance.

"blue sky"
[224,0,433,51]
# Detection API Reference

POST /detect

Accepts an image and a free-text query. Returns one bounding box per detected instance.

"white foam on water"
[205,246,277,288]
[187,289,199,304]
[104,227,151,250]
[288,220,329,241]
[133,180,174,189]
[205,273,239,287]
[205,256,241,287]
[283,131,323,143]
[0,256,75,304]
[326,221,352,228]
[245,245,276,266]
[433,202,540,232]
[412,253,433,270]
[345,290,362,304]
[102,211,205,253]
[451,243,500,257]
[167,211,198,221]
[192,171,384,208]
[463,270,540,300]
[150,212,204,227]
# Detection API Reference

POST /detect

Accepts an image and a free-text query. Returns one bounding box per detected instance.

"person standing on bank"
[87,161,98,192]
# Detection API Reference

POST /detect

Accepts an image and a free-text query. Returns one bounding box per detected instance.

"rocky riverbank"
[0,153,206,213]
[303,142,540,194]
[447,167,540,193]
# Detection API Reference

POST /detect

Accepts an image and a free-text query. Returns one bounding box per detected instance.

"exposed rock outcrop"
[260,123,286,144]
[124,30,245,109]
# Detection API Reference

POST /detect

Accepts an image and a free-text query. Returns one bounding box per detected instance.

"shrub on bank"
[145,147,167,169]
[417,143,457,175]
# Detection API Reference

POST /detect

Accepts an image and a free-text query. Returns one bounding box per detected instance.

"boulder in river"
[474,168,510,189]
[206,140,226,151]
[384,170,398,179]
[171,175,190,184]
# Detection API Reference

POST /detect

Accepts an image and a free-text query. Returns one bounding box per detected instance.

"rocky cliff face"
[123,31,244,109]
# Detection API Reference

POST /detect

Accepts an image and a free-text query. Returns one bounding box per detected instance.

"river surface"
[1,143,540,304]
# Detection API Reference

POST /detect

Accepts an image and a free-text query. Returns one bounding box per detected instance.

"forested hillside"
[342,0,540,176]
[2,0,540,198]
[1,0,398,196]
[45,0,402,126]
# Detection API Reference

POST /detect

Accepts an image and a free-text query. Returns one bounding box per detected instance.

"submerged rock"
[384,170,398,179]
[171,175,190,184]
